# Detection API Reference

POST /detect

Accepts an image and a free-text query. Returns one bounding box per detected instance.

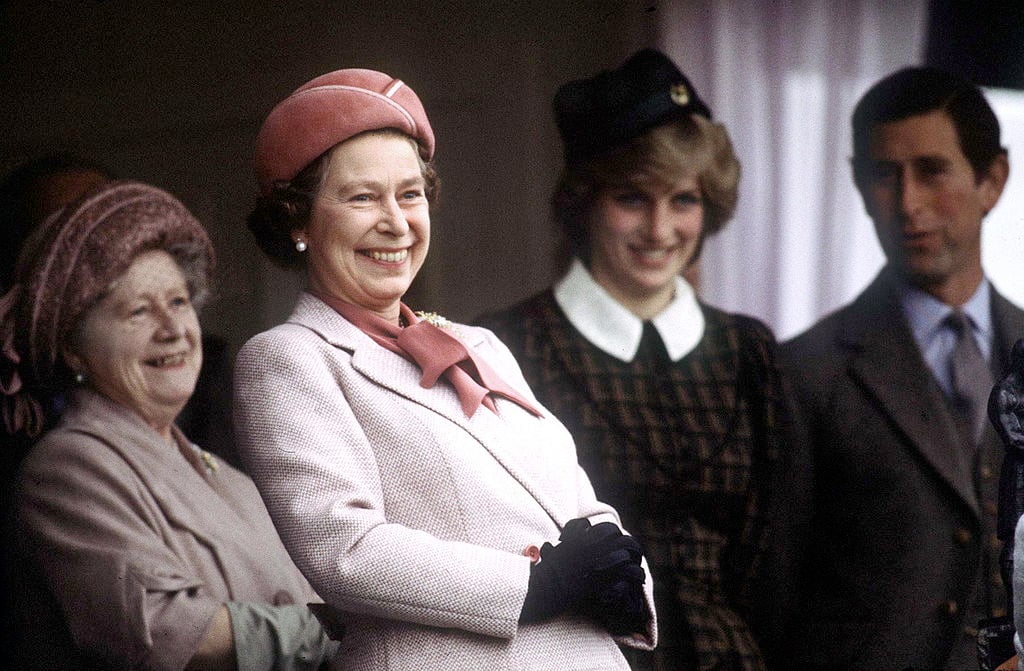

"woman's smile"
[361,248,410,263]
[145,351,191,368]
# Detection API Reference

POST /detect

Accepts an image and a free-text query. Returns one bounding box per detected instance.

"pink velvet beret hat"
[0,180,213,435]
[254,68,435,196]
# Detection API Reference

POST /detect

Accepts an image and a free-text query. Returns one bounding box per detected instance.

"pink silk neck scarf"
[317,294,542,419]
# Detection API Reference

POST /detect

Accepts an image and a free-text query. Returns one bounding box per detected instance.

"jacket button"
[942,600,958,616]
[984,501,999,516]
[953,528,973,546]
[522,545,541,563]
[980,465,994,480]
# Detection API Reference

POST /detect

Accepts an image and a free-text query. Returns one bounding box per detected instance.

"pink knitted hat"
[0,180,214,435]
[254,68,435,196]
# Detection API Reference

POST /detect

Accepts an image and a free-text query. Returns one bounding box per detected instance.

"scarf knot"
[317,295,542,419]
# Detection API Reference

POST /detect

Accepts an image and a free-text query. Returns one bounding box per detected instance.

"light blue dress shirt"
[899,279,992,399]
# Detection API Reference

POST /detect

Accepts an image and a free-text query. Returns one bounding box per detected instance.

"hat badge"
[670,83,690,106]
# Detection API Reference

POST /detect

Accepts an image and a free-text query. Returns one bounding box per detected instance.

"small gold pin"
[415,311,462,337]
[200,451,219,473]
[670,83,690,106]
[416,311,453,329]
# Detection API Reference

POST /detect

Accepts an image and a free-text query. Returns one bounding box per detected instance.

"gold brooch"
[670,83,690,106]
[200,450,219,473]
[415,311,461,335]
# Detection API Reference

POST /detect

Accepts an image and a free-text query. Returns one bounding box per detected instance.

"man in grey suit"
[779,67,1018,670]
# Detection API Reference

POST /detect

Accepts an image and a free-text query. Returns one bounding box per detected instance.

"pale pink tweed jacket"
[234,292,658,670]
[12,388,327,670]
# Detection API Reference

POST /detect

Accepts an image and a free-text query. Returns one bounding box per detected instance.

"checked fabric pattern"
[479,290,784,671]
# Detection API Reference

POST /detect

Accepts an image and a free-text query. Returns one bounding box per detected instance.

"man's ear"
[980,152,1010,215]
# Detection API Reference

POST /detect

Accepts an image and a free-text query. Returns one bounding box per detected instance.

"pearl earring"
[74,372,85,384]
[295,239,307,252]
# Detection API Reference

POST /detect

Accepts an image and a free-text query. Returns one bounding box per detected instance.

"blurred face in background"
[30,169,109,224]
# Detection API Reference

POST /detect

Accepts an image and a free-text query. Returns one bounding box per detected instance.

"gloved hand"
[587,571,650,635]
[519,518,647,625]
[565,519,650,635]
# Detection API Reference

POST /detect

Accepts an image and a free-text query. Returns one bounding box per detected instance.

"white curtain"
[981,87,1024,312]
[656,0,928,340]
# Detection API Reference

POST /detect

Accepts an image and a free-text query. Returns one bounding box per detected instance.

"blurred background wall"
[1,0,1022,354]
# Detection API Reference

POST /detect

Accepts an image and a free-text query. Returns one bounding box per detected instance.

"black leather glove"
[519,518,644,623]
[561,518,650,635]
[588,573,650,635]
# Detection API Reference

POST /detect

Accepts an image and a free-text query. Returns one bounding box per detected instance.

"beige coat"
[234,293,658,670]
[12,388,325,671]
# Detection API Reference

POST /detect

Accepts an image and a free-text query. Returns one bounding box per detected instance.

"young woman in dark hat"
[478,48,787,671]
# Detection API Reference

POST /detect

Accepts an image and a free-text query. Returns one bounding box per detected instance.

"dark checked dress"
[477,270,783,671]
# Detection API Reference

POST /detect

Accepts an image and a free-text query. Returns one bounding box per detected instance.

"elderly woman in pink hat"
[237,69,657,670]
[0,181,337,670]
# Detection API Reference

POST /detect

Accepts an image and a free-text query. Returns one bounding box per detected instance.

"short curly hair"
[552,114,740,267]
[247,129,440,270]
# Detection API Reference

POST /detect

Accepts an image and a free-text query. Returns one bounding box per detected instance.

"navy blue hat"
[553,48,711,165]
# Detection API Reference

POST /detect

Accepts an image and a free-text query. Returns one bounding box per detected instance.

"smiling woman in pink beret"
[236,68,658,670]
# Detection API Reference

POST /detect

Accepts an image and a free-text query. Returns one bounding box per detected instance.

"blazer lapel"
[64,390,263,554]
[289,293,567,526]
[843,272,979,516]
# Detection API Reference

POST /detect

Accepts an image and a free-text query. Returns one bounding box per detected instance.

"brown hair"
[552,114,739,267]
[247,129,440,270]
[852,66,1005,183]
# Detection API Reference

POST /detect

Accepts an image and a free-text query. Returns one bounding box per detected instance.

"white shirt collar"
[553,258,705,363]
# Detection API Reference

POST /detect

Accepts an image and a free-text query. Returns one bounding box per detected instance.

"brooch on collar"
[415,311,458,332]
[200,450,219,473]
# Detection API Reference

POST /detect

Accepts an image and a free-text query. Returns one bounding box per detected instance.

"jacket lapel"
[63,389,262,555]
[843,272,979,516]
[289,294,484,426]
[288,293,567,526]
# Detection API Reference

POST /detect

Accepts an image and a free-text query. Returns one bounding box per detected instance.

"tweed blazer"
[778,268,1024,671]
[478,290,786,671]
[10,388,324,671]
[233,292,657,671]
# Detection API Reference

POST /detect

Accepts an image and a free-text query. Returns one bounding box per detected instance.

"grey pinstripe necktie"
[946,310,993,444]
